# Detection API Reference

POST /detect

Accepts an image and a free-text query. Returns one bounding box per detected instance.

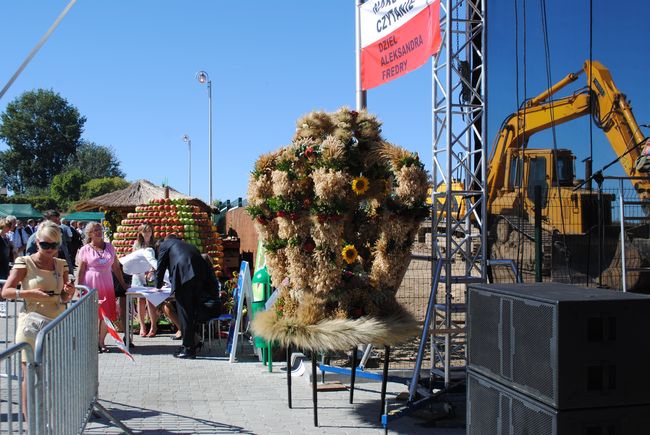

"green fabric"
[0,204,43,219]
[63,211,105,222]
[251,265,272,348]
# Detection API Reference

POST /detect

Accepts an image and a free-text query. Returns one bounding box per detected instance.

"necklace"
[92,242,110,264]
[92,242,106,256]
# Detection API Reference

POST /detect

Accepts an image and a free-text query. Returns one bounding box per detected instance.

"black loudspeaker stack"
[467,282,650,434]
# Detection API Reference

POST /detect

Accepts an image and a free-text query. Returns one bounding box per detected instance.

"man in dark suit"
[155,234,220,359]
[23,219,36,236]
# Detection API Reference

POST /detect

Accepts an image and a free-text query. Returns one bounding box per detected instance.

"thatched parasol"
[75,179,212,214]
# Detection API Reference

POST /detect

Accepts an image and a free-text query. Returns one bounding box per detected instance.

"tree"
[65,141,125,179]
[80,177,129,200]
[0,89,86,193]
[51,169,89,209]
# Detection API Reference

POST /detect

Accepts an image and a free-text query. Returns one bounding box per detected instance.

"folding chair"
[206,312,233,346]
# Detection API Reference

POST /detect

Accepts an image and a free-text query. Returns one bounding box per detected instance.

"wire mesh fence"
[323,182,650,373]
[488,185,650,292]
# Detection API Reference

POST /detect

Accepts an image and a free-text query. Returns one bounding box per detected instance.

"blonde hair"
[83,221,103,244]
[36,221,62,245]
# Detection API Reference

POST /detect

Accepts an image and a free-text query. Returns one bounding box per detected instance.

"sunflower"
[341,244,358,264]
[351,176,370,195]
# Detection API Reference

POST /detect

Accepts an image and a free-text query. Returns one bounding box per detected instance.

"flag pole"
[355,0,367,110]
[0,0,78,101]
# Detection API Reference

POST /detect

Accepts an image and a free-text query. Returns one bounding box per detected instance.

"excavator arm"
[587,62,649,188]
[486,73,590,207]
[487,60,649,208]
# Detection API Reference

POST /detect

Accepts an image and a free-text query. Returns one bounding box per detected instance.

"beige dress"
[15,256,68,360]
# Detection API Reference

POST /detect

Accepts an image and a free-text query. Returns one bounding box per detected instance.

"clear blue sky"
[1,1,648,204]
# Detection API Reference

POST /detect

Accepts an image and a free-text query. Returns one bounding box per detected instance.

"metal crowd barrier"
[34,286,99,434]
[0,342,35,434]
[0,284,132,434]
[1,279,21,353]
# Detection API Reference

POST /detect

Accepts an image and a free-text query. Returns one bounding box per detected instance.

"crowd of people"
[0,211,85,277]
[1,211,223,362]
[0,211,81,315]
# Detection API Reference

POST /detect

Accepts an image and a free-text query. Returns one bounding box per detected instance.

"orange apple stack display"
[112,198,224,277]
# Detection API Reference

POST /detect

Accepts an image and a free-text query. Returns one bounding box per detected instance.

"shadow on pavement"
[85,400,251,434]
[121,335,260,362]
[352,394,466,434]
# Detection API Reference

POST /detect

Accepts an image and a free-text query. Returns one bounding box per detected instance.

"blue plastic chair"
[206,312,233,346]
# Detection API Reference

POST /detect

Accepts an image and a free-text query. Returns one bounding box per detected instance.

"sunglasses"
[39,241,60,250]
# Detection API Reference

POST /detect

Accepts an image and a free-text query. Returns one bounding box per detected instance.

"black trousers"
[174,277,200,349]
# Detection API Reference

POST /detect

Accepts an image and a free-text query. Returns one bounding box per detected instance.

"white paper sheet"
[127,286,172,307]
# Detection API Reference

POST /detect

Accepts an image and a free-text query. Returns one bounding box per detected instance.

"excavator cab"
[490,145,612,283]
[498,147,611,235]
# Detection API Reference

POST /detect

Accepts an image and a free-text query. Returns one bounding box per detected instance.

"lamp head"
[196,71,210,84]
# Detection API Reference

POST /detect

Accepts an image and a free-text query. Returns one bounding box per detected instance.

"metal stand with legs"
[311,353,318,427]
[283,345,392,429]
[350,346,358,404]
[379,346,390,422]
[286,345,292,409]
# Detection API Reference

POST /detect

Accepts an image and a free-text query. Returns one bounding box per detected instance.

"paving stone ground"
[82,333,465,434]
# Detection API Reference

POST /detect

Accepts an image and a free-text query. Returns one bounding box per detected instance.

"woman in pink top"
[77,222,129,352]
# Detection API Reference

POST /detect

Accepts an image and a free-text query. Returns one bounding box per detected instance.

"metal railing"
[34,286,98,434]
[0,285,132,434]
[1,279,21,352]
[0,342,35,434]
[488,182,650,291]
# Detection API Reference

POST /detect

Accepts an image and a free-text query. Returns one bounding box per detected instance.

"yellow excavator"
[487,60,650,288]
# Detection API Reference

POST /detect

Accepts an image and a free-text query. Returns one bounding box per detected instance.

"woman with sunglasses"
[77,221,129,353]
[1,221,75,415]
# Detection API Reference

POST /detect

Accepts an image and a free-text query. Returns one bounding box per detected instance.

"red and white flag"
[360,0,441,90]
[99,303,134,360]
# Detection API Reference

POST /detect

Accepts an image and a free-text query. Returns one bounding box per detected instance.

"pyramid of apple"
[112,198,224,277]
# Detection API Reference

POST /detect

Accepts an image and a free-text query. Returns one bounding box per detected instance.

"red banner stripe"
[99,303,134,360]
[361,1,441,90]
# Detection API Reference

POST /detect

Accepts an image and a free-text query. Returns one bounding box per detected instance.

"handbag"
[21,311,54,340]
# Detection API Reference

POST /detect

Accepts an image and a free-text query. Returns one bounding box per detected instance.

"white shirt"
[8,228,27,251]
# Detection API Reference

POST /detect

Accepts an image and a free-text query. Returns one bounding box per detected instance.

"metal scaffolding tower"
[409,0,487,401]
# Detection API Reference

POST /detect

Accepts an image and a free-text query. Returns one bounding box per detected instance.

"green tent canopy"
[0,204,43,219]
[63,211,105,222]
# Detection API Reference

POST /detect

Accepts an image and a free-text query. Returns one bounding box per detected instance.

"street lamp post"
[196,70,212,205]
[182,134,191,195]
